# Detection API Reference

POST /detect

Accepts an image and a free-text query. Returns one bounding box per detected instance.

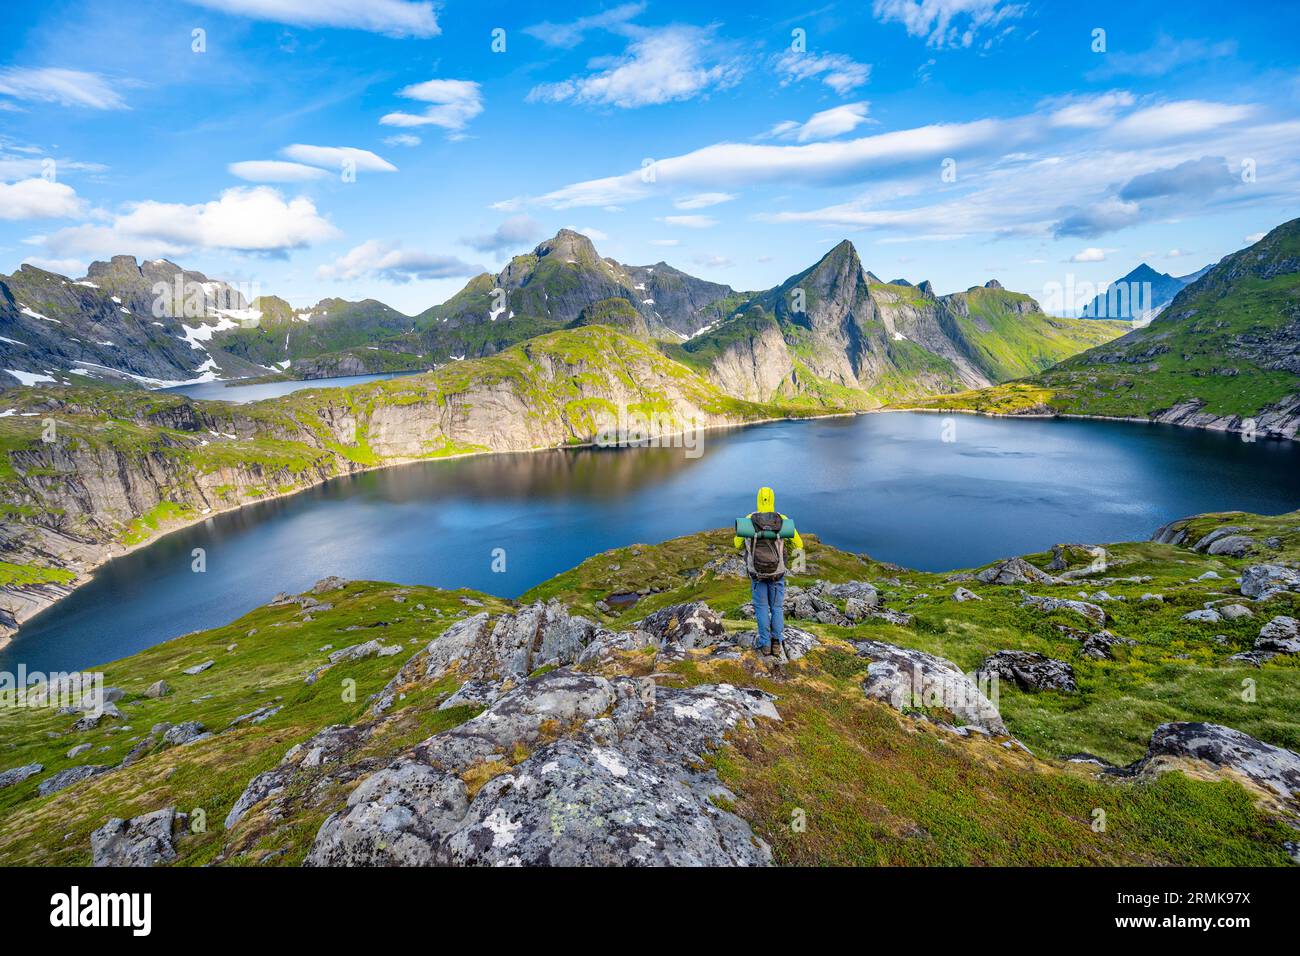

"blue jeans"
[752,577,786,648]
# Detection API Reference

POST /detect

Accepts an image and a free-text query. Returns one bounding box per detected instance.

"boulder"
[1190,526,1253,554]
[638,601,725,653]
[1240,564,1300,601]
[1056,625,1135,660]
[143,680,171,698]
[327,640,402,664]
[1019,592,1106,626]
[975,557,1057,586]
[1219,604,1254,620]
[1204,535,1255,557]
[952,587,981,602]
[0,763,43,789]
[976,651,1077,693]
[851,639,1007,735]
[823,581,880,605]
[37,764,109,797]
[310,576,350,594]
[162,721,209,746]
[182,660,214,676]
[90,807,179,867]
[1134,722,1300,798]
[1255,616,1300,655]
[730,626,819,661]
[1182,609,1222,624]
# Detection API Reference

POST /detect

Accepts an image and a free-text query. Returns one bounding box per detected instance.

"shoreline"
[0,407,856,651]
[875,404,1298,440]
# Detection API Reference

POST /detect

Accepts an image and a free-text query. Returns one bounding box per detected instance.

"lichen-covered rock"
[976,651,1077,693]
[1134,722,1300,798]
[225,724,372,830]
[975,557,1057,586]
[162,721,209,747]
[305,670,776,867]
[182,660,214,676]
[143,679,171,698]
[91,807,179,867]
[1019,592,1106,626]
[37,764,109,797]
[1240,564,1300,600]
[851,639,1007,735]
[1182,608,1222,624]
[638,601,725,654]
[0,764,42,789]
[730,626,819,660]
[1256,616,1300,655]
[1055,624,1134,660]
[1219,603,1254,620]
[951,587,981,602]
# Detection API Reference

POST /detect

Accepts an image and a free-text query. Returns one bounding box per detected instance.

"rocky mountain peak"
[535,228,600,264]
[985,279,1003,290]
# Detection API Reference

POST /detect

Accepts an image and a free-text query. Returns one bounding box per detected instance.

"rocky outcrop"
[1131,722,1300,799]
[1240,564,1300,601]
[705,319,794,402]
[37,764,109,797]
[976,557,1057,586]
[977,651,1077,693]
[91,807,180,867]
[305,669,777,866]
[851,638,1007,735]
[0,764,42,789]
[1019,592,1106,626]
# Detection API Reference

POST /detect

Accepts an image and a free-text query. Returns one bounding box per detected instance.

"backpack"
[745,511,787,581]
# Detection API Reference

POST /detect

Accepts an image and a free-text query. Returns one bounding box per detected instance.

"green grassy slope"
[907,220,1300,420]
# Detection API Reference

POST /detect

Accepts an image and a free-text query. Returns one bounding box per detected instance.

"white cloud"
[0,178,85,220]
[693,253,732,268]
[228,160,329,182]
[774,51,871,95]
[187,0,439,37]
[767,102,873,142]
[280,144,397,172]
[1244,232,1265,244]
[317,240,484,282]
[1070,247,1109,263]
[673,192,735,209]
[1046,91,1135,129]
[527,26,743,109]
[1111,101,1255,140]
[649,238,680,247]
[22,256,86,275]
[657,215,716,229]
[462,215,543,253]
[0,67,128,109]
[380,79,483,135]
[872,0,1025,49]
[1166,248,1189,257]
[37,186,340,257]
[1087,34,1236,80]
[524,3,645,47]
[565,225,609,242]
[383,133,421,147]
[525,116,1012,208]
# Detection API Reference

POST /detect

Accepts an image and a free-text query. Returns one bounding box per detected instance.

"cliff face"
[0,326,808,640]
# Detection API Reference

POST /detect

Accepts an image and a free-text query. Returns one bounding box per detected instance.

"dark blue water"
[4,412,1298,672]
[161,370,418,403]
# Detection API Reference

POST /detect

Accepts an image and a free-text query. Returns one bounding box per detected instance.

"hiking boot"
[771,640,783,658]
[764,642,777,657]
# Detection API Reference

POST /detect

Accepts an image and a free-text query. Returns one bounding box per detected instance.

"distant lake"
[161,370,421,403]
[4,412,1298,672]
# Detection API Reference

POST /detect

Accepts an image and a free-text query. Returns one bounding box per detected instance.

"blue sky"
[1,0,1298,314]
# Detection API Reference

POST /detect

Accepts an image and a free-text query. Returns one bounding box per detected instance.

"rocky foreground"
[2,514,1299,867]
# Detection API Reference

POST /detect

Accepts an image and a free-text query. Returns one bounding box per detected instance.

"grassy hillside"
[2,511,1297,866]
[914,221,1300,422]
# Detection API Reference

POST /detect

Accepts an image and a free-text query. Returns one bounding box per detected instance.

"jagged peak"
[535,228,601,261]
[985,279,1003,290]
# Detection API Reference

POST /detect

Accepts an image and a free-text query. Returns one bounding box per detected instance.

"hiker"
[734,487,804,656]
